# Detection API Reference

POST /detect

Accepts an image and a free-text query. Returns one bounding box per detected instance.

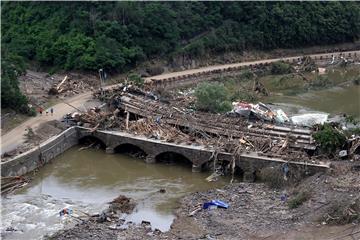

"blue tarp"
[203,200,229,209]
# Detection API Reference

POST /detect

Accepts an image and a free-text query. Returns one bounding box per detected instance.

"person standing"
[39,107,43,115]
[50,108,54,116]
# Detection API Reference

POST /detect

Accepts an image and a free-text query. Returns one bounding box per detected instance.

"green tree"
[271,61,293,75]
[1,1,359,72]
[128,73,144,87]
[1,52,32,114]
[313,123,347,154]
[195,82,232,113]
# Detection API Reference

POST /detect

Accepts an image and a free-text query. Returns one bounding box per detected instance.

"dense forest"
[1,1,360,113]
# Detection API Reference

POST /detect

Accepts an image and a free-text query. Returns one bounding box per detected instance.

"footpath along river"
[1,147,230,240]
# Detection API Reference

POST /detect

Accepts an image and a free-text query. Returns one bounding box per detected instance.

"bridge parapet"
[77,128,330,177]
[1,126,330,178]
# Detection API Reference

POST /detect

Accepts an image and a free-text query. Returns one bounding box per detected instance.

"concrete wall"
[1,127,78,177]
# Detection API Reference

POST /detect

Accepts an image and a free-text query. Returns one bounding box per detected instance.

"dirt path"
[1,92,93,154]
[2,50,359,154]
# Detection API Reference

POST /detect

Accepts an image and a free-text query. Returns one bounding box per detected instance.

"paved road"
[1,50,359,154]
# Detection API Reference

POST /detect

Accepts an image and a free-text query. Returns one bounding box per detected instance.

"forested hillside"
[1,1,360,112]
[2,1,360,72]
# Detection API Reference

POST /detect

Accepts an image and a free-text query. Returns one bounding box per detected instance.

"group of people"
[38,107,54,116]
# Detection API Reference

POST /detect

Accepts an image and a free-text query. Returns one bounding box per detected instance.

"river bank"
[48,161,360,240]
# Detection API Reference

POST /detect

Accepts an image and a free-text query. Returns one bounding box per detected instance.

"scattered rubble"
[19,70,98,107]
[1,176,30,195]
[48,75,94,96]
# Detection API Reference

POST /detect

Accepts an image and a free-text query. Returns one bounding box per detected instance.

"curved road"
[1,50,359,154]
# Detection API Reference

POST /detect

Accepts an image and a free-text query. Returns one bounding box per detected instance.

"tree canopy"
[2,2,359,72]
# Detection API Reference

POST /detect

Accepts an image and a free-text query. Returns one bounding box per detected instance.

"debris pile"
[63,83,358,162]
[231,101,290,124]
[64,107,122,130]
[128,118,195,144]
[108,195,136,214]
[49,75,92,95]
[64,84,318,162]
[1,176,30,195]
[297,56,316,72]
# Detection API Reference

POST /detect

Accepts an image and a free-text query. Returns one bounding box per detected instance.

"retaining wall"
[1,127,78,177]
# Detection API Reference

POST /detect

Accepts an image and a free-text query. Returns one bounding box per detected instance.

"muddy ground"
[18,70,99,107]
[49,161,360,240]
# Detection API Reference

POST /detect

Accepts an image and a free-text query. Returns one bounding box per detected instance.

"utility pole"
[98,68,106,97]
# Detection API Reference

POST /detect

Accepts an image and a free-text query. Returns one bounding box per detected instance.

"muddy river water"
[1,147,229,240]
[263,85,360,118]
[261,66,360,118]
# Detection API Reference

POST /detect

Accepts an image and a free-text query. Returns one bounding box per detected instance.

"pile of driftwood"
[68,107,122,130]
[128,118,194,144]
[96,86,314,149]
[298,56,316,72]
[1,176,30,195]
[86,84,319,161]
[49,75,91,95]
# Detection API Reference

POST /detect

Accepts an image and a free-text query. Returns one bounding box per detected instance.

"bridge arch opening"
[78,136,106,150]
[155,152,192,168]
[234,166,244,178]
[114,143,147,159]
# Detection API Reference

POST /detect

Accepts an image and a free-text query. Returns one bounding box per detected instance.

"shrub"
[240,70,255,80]
[309,75,332,89]
[271,61,292,75]
[195,82,232,113]
[345,127,360,137]
[288,191,311,209]
[27,107,37,117]
[313,123,347,154]
[345,115,359,125]
[230,90,257,102]
[128,73,144,87]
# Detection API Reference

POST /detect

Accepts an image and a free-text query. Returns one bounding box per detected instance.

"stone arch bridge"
[77,127,329,178]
